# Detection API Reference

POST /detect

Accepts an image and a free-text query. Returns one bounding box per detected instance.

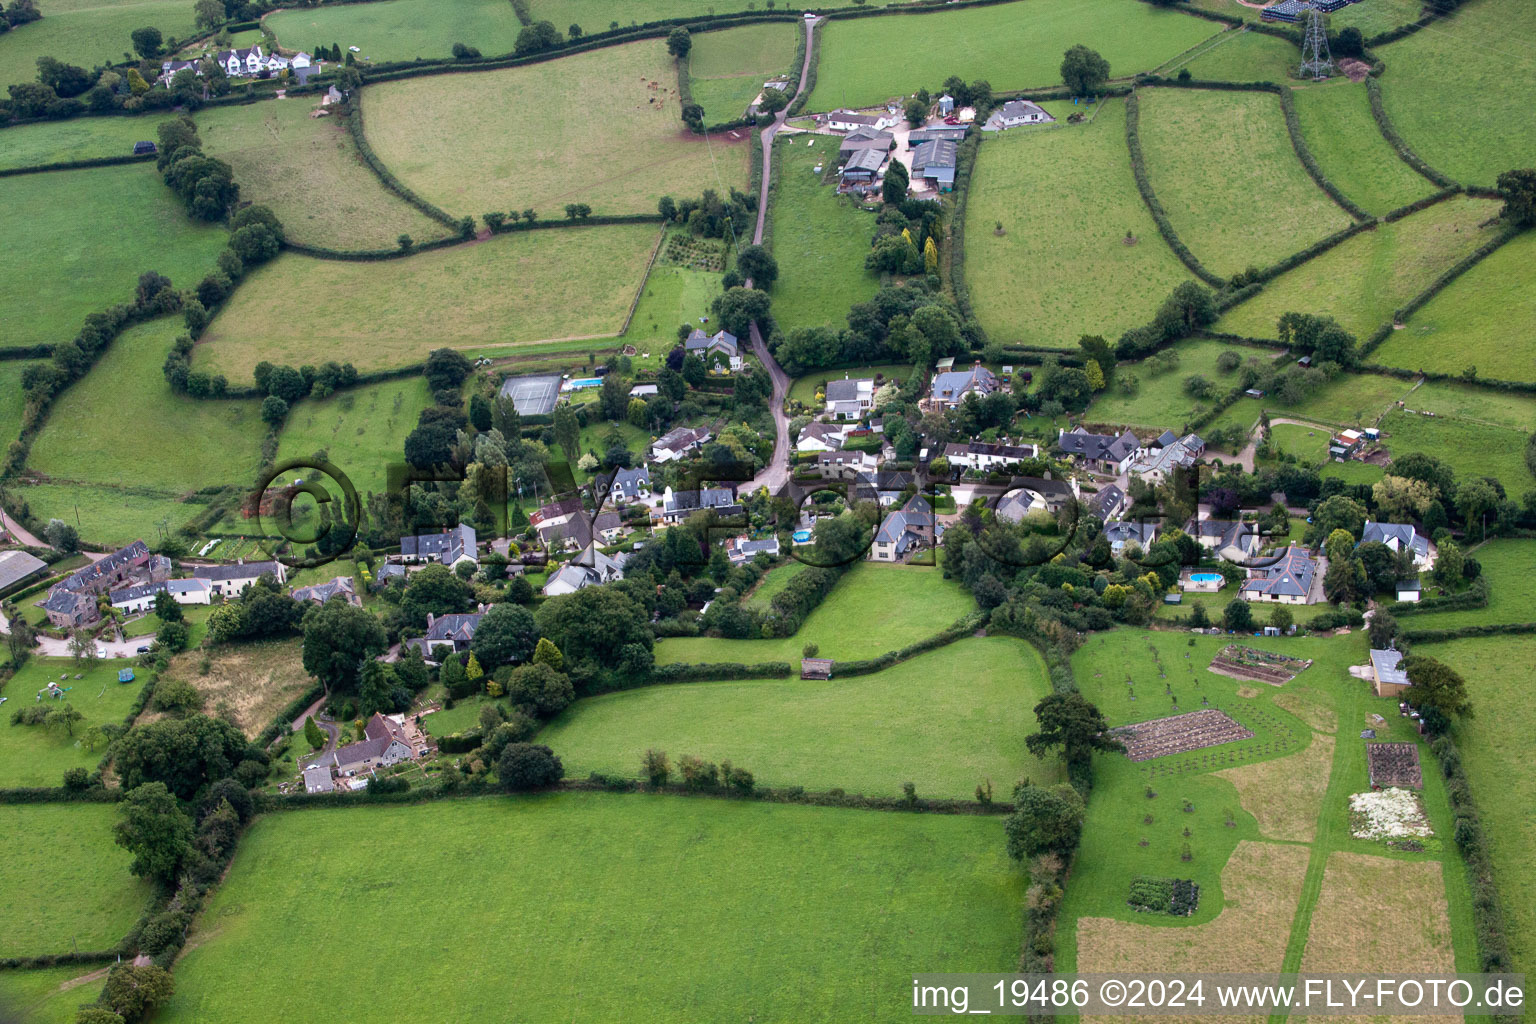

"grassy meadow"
[687,21,797,124]
[622,263,724,360]
[196,224,659,379]
[0,963,106,1024]
[0,114,178,170]
[264,0,523,63]
[1293,80,1436,215]
[1188,0,1424,36]
[1083,338,1258,430]
[29,318,264,494]
[362,40,749,218]
[0,802,150,957]
[158,794,1024,1023]
[0,659,145,789]
[275,376,434,498]
[542,636,1056,798]
[0,359,41,447]
[161,639,314,740]
[528,0,855,29]
[653,561,976,664]
[1377,0,1536,187]
[1379,409,1533,495]
[1416,634,1536,976]
[9,483,207,548]
[1407,380,1536,431]
[1137,87,1353,278]
[744,558,808,607]
[195,99,453,250]
[1395,539,1536,630]
[966,98,1198,349]
[0,164,229,350]
[768,134,879,332]
[1180,27,1298,83]
[1368,228,1536,382]
[804,0,1217,110]
[1216,195,1501,340]
[0,0,196,89]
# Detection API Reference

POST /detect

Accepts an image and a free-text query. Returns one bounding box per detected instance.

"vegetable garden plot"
[1365,741,1422,789]
[1111,709,1255,762]
[1207,644,1311,685]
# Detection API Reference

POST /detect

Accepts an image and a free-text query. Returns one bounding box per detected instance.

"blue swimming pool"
[793,529,812,543]
[1189,572,1223,583]
[565,377,602,389]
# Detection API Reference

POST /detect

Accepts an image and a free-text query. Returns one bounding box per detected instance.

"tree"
[100,963,174,1023]
[531,636,564,671]
[1368,608,1398,649]
[399,563,473,629]
[882,158,909,205]
[735,244,778,288]
[552,404,581,463]
[152,589,184,624]
[503,662,574,717]
[1060,44,1109,96]
[260,394,288,427]
[303,715,324,750]
[44,517,79,552]
[1004,783,1085,859]
[45,702,83,738]
[114,715,250,800]
[1308,494,1367,545]
[68,628,97,667]
[1373,475,1437,521]
[497,742,564,790]
[114,782,192,882]
[424,347,473,392]
[514,19,561,55]
[1269,605,1293,631]
[130,25,162,57]
[193,0,223,28]
[643,748,670,786]
[470,602,539,667]
[1496,167,1536,228]
[535,585,651,682]
[1402,654,1473,725]
[666,25,691,58]
[5,613,35,667]
[1024,692,1123,770]
[711,287,772,337]
[1431,539,1464,588]
[301,599,387,695]
[904,96,927,127]
[1455,477,1499,538]
[757,86,788,115]
[1223,598,1253,632]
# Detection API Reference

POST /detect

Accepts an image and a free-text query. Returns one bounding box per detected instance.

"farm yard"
[156,795,1024,1023]
[965,99,1197,350]
[195,223,660,379]
[541,636,1056,799]
[195,99,454,251]
[686,22,797,124]
[803,0,1218,112]
[1136,87,1353,278]
[264,0,524,64]
[361,40,749,218]
[1292,81,1436,216]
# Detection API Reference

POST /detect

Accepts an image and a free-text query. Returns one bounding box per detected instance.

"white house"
[826,109,900,132]
[608,466,652,504]
[796,422,847,454]
[995,99,1052,128]
[1360,521,1434,570]
[191,560,287,598]
[684,329,742,371]
[824,376,875,420]
[399,523,477,567]
[941,440,1041,473]
[110,578,213,615]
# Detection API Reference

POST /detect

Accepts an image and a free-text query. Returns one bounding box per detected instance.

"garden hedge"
[1365,77,1456,188]
[254,681,326,749]
[1402,621,1536,644]
[1124,91,1227,288]
[1388,575,1489,615]
[829,611,987,677]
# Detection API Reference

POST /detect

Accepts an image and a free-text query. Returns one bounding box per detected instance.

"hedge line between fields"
[1403,621,1536,644]
[1277,86,1372,222]
[1387,574,1488,615]
[947,133,984,342]
[1381,184,1462,223]
[648,661,794,682]
[787,16,821,117]
[1365,77,1456,189]
[345,98,460,228]
[829,611,988,677]
[0,950,120,971]
[0,786,123,804]
[509,0,531,25]
[0,344,53,360]
[1254,217,1376,282]
[1124,91,1226,288]
[0,152,155,178]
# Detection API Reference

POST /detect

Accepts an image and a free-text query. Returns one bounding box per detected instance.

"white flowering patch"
[1349,788,1433,841]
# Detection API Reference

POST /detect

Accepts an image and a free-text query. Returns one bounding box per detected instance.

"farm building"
[801,658,833,680]
[1367,648,1412,698]
[910,139,958,190]
[110,578,213,615]
[0,549,48,592]
[838,127,893,162]
[839,147,887,192]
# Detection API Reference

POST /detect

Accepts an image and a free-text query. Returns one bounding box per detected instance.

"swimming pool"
[1189,572,1222,583]
[793,529,812,543]
[563,377,602,390]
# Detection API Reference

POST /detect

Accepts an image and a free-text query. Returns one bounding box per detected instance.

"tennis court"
[499,373,563,416]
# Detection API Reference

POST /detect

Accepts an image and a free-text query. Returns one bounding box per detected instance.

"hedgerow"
[1124,91,1226,288]
[1365,77,1456,188]
[346,97,460,228]
[1277,86,1371,222]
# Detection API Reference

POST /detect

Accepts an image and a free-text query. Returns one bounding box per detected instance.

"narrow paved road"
[742,15,819,497]
[1,508,46,548]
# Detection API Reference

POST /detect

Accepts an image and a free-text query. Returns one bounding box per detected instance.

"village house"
[870,494,935,562]
[42,540,169,628]
[684,329,742,371]
[824,377,876,420]
[726,535,780,565]
[405,608,488,660]
[290,576,361,607]
[650,425,712,463]
[1057,426,1140,475]
[1360,521,1433,569]
[110,578,213,615]
[159,46,314,84]
[1367,647,1412,698]
[928,363,1000,410]
[658,487,742,525]
[825,108,900,132]
[608,466,652,504]
[41,589,99,629]
[813,449,879,481]
[1089,484,1127,521]
[796,422,848,454]
[399,523,477,567]
[542,543,626,597]
[192,560,288,598]
[1188,518,1262,563]
[1129,431,1205,484]
[941,440,1041,473]
[308,712,422,778]
[995,477,1076,521]
[1102,520,1159,555]
[1239,546,1318,604]
[994,99,1052,128]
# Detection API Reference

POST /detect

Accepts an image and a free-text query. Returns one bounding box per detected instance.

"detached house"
[650,425,712,463]
[826,109,900,132]
[870,494,935,562]
[542,543,626,597]
[1239,546,1318,604]
[659,487,741,524]
[608,466,652,505]
[684,329,742,371]
[1188,519,1262,563]
[928,363,1000,409]
[309,712,420,778]
[726,535,780,565]
[291,576,361,607]
[942,440,1041,473]
[1057,426,1139,475]
[824,377,876,420]
[813,449,878,481]
[399,523,477,567]
[1129,432,1205,484]
[1360,521,1433,569]
[995,477,1076,521]
[192,560,287,598]
[796,422,847,454]
[995,99,1052,128]
[1103,520,1159,554]
[406,608,488,660]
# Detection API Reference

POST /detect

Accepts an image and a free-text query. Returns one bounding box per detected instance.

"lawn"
[0,658,145,789]
[687,21,798,124]
[195,224,660,379]
[29,317,265,494]
[1293,80,1437,215]
[276,377,434,499]
[1368,229,1536,383]
[965,98,1198,350]
[0,164,229,350]
[621,263,724,361]
[264,0,524,63]
[1379,409,1534,495]
[1416,634,1536,976]
[0,963,108,1024]
[194,98,453,251]
[542,636,1055,798]
[804,0,1218,111]
[1137,87,1353,278]
[0,0,197,90]
[158,794,1024,1023]
[653,560,976,664]
[362,39,750,218]
[1216,195,1501,340]
[768,133,879,333]
[1180,27,1299,83]
[1377,0,1536,187]
[1082,340,1253,432]
[9,483,207,548]
[0,802,150,957]
[1398,539,1536,630]
[161,639,314,740]
[0,114,178,170]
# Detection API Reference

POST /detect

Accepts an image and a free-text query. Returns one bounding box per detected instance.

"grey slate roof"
[610,466,651,499]
[874,494,933,552]
[110,578,210,604]
[400,523,476,562]
[58,540,149,592]
[930,364,998,405]
[1058,427,1139,465]
[0,549,47,590]
[1240,546,1317,599]
[1370,648,1410,688]
[193,560,284,582]
[1360,521,1430,559]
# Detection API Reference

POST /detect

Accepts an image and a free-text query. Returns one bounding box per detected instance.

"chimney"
[426,612,435,628]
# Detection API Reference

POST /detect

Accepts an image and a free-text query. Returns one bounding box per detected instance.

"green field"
[768,134,879,333]
[1407,380,1536,431]
[1378,0,1536,187]
[745,559,808,607]
[0,164,229,350]
[654,561,976,664]
[622,263,724,359]
[1180,27,1298,84]
[1137,87,1353,278]
[196,223,659,379]
[1216,196,1500,340]
[1293,80,1436,215]
[0,658,146,788]
[0,802,150,957]
[0,963,106,1024]
[1379,408,1533,495]
[0,0,196,90]
[1368,229,1536,382]
[276,376,434,498]
[687,22,797,123]
[30,318,263,494]
[542,636,1055,798]
[804,0,1218,111]
[0,360,41,446]
[1396,539,1536,629]
[265,0,523,62]
[10,482,206,548]
[0,115,177,171]
[1083,338,1257,430]
[159,794,1024,1023]
[967,99,1198,349]
[1416,634,1536,976]
[195,98,453,250]
[529,0,855,29]
[1189,0,1425,36]
[363,40,749,218]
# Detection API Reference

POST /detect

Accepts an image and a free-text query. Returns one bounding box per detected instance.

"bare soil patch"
[1339,58,1371,82]
[1366,741,1423,789]
[1217,733,1334,842]
[1112,709,1255,762]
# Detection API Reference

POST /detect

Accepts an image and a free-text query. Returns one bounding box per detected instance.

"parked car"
[135,645,151,654]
